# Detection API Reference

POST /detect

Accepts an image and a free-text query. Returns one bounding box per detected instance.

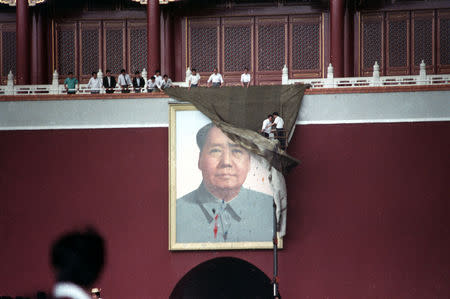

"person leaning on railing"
[161,74,173,90]
[86,71,102,94]
[118,69,132,93]
[103,70,116,94]
[188,68,200,90]
[207,67,224,88]
[64,72,78,94]
[147,76,160,93]
[241,67,251,88]
[132,70,145,93]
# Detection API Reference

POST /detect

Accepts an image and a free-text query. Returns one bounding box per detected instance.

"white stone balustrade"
[282,62,450,88]
[1,63,449,96]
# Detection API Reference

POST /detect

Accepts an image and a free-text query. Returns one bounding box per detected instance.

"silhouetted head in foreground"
[50,228,105,288]
[170,257,273,299]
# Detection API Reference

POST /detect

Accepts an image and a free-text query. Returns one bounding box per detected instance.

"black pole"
[273,200,279,298]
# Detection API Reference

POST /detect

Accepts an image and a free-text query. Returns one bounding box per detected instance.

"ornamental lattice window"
[57,28,76,76]
[105,29,124,74]
[291,23,320,70]
[81,29,100,75]
[2,31,16,77]
[190,26,218,73]
[224,25,251,72]
[257,24,285,71]
[129,27,147,73]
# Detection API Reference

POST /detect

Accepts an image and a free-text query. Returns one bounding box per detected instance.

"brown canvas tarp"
[166,84,308,173]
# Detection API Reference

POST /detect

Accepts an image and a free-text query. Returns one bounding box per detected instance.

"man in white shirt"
[154,69,163,89]
[272,112,286,149]
[207,68,224,88]
[188,68,200,89]
[240,67,251,88]
[260,114,273,138]
[147,76,160,92]
[86,71,102,94]
[118,69,132,93]
[161,74,173,90]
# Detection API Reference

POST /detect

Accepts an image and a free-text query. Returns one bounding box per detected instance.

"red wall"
[1,122,449,298]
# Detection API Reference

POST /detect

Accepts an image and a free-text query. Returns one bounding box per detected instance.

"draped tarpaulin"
[166,84,308,236]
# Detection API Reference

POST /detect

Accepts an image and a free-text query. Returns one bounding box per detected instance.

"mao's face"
[198,127,250,197]
[91,294,98,299]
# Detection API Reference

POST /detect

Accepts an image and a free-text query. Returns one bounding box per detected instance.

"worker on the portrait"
[176,123,273,243]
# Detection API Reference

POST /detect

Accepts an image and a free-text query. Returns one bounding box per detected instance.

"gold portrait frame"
[169,103,283,250]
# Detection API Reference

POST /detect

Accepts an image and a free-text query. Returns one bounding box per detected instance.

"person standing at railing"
[154,69,163,89]
[207,68,224,88]
[103,70,116,94]
[118,69,132,93]
[87,72,102,94]
[240,67,251,88]
[132,70,145,93]
[188,68,201,90]
[64,72,78,94]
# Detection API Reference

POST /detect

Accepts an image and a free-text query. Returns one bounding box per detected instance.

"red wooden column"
[147,0,161,75]
[330,0,345,77]
[16,0,31,84]
[162,9,174,77]
[31,7,48,84]
[344,3,354,77]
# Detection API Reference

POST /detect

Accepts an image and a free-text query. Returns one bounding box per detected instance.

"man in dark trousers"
[102,70,116,94]
[132,70,145,93]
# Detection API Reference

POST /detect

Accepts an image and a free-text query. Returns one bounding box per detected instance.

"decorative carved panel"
[189,19,219,73]
[290,14,322,78]
[361,13,383,76]
[128,23,147,73]
[437,10,450,73]
[386,12,410,75]
[413,19,432,65]
[223,25,252,72]
[412,10,435,74]
[104,22,125,74]
[56,23,77,77]
[257,23,286,71]
[80,22,101,77]
[2,30,16,77]
[388,22,407,67]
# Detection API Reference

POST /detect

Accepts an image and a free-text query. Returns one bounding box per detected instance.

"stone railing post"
[185,67,191,87]
[370,61,381,87]
[282,64,289,85]
[6,70,14,95]
[97,69,104,93]
[142,68,148,89]
[51,70,59,94]
[326,63,334,88]
[419,60,427,85]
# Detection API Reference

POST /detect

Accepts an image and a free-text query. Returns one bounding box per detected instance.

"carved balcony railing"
[1,61,449,96]
[281,61,450,88]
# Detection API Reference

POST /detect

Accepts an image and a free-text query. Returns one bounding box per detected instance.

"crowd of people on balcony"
[62,67,253,94]
[63,69,174,94]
